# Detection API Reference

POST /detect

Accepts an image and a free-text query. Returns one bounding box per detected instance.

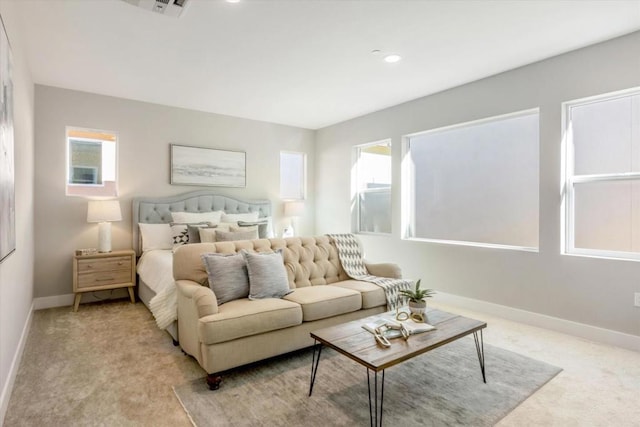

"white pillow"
[139,223,173,251]
[221,212,260,223]
[171,211,223,224]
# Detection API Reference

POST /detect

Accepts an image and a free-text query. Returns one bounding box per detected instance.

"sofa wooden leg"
[206,374,222,390]
[172,338,179,346]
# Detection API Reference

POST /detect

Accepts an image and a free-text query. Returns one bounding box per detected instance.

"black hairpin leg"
[367,368,385,427]
[309,341,323,396]
[473,330,486,383]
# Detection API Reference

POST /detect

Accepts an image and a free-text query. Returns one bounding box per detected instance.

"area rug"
[173,338,561,427]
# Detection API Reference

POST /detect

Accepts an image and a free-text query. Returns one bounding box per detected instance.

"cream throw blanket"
[149,284,178,330]
[327,233,411,311]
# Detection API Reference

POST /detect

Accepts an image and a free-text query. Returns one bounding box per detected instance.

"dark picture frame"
[170,144,246,188]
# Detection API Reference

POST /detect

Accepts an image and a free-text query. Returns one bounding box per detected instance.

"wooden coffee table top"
[310,308,486,372]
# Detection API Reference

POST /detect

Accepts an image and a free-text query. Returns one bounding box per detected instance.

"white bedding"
[137,249,177,329]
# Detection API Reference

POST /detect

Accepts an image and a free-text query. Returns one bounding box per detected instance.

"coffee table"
[309,308,487,427]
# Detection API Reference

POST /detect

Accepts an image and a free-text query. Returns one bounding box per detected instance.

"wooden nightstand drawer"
[77,256,131,273]
[72,249,137,311]
[76,270,133,289]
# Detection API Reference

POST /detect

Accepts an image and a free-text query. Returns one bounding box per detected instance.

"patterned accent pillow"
[241,249,292,300]
[171,221,211,247]
[170,224,190,247]
[201,253,249,305]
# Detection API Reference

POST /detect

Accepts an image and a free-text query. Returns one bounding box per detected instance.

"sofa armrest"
[176,279,218,318]
[364,262,402,279]
[175,280,217,363]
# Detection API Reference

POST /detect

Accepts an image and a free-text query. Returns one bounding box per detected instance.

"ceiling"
[11,0,640,130]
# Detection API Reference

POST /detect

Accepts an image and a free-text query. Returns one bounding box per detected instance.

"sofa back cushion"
[173,236,349,288]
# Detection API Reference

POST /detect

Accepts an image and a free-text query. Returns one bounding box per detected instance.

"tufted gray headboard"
[132,190,272,255]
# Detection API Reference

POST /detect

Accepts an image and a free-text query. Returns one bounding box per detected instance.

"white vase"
[408,300,426,315]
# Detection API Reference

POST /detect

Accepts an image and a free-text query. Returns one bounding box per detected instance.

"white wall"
[34,86,315,299]
[315,31,640,338]
[0,1,35,423]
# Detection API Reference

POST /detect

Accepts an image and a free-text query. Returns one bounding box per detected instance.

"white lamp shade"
[87,200,122,223]
[283,201,304,217]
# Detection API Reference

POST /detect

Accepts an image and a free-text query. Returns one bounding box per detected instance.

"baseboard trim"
[0,302,34,425]
[33,294,74,310]
[434,292,640,353]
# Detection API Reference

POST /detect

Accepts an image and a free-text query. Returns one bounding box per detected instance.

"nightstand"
[72,249,136,312]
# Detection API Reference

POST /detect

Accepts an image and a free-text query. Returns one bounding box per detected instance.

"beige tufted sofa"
[173,236,401,389]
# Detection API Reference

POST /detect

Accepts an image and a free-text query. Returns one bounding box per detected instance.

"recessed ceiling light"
[384,54,402,63]
[226,0,241,3]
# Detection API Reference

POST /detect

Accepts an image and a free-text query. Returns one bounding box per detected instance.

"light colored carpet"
[5,300,639,426]
[173,338,561,427]
[3,301,202,427]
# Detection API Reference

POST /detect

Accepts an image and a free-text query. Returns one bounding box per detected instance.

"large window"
[354,140,392,234]
[66,127,118,197]
[564,89,640,260]
[280,151,306,200]
[404,110,539,249]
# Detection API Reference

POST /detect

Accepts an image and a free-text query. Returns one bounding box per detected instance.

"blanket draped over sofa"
[327,233,411,311]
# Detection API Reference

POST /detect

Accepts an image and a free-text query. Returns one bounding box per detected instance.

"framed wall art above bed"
[170,144,246,188]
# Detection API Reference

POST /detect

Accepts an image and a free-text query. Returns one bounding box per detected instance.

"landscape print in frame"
[0,16,14,264]
[170,144,246,188]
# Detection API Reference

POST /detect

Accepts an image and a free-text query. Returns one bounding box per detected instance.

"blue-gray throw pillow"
[237,218,271,238]
[241,249,292,300]
[201,253,249,305]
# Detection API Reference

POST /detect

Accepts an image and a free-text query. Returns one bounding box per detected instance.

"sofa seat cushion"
[283,286,362,321]
[198,298,302,345]
[330,280,387,309]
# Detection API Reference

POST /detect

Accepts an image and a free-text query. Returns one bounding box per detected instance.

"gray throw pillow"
[201,253,249,305]
[216,229,259,242]
[237,218,270,238]
[241,250,292,300]
[187,223,216,243]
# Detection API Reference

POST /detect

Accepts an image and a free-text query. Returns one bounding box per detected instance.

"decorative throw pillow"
[171,211,223,225]
[215,229,259,242]
[199,223,234,243]
[187,223,216,243]
[237,218,271,238]
[170,223,190,247]
[138,223,173,251]
[241,249,292,300]
[221,211,260,223]
[201,253,249,305]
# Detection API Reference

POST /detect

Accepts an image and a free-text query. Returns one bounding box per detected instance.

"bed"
[132,191,272,342]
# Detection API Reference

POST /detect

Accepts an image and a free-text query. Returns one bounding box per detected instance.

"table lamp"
[283,201,304,237]
[87,200,122,252]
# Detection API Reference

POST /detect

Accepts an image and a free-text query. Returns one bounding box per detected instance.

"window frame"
[279,150,306,201]
[401,108,540,252]
[562,87,640,261]
[353,139,392,235]
[65,126,119,197]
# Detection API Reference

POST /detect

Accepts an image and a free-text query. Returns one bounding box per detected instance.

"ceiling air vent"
[122,0,190,18]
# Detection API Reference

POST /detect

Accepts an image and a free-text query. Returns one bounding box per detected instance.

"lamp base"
[98,222,112,253]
